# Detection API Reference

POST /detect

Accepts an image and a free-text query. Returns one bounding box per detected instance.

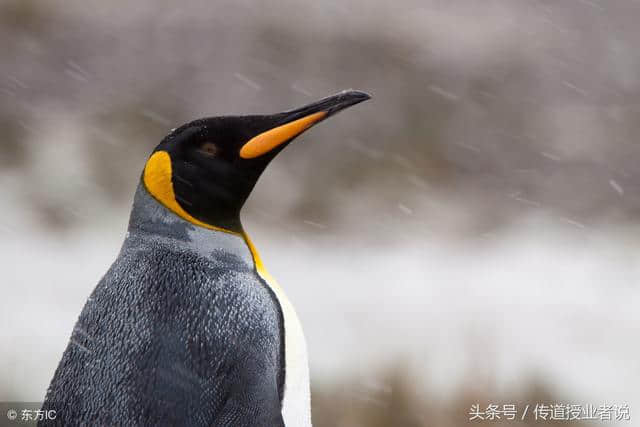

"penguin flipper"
[208,351,285,427]
[148,287,285,427]
[202,273,286,427]
[140,260,285,426]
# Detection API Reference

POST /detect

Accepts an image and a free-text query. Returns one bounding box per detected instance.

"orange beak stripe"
[239,111,326,159]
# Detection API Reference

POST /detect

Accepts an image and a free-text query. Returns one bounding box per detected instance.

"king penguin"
[40,90,370,426]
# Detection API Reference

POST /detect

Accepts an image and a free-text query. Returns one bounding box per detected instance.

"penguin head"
[142,90,370,233]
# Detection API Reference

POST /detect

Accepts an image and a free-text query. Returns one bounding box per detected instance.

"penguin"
[40,90,370,426]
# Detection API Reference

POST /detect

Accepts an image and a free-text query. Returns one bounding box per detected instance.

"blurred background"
[1,0,639,425]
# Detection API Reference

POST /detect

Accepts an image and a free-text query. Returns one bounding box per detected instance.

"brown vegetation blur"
[311,368,588,427]
[3,0,640,236]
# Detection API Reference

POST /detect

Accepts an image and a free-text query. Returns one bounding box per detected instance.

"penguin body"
[41,91,369,426]
[43,185,296,426]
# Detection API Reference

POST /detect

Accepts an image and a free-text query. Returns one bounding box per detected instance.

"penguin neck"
[126,183,254,268]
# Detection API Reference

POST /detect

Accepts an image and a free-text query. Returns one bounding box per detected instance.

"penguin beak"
[239,90,371,159]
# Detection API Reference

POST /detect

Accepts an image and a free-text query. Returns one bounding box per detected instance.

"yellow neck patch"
[242,232,279,284]
[239,111,326,159]
[142,150,237,235]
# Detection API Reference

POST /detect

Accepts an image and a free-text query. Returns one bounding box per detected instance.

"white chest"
[269,280,311,427]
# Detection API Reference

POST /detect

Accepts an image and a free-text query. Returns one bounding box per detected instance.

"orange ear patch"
[239,111,326,159]
[143,151,236,234]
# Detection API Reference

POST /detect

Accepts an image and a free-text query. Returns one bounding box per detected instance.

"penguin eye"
[196,141,218,157]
